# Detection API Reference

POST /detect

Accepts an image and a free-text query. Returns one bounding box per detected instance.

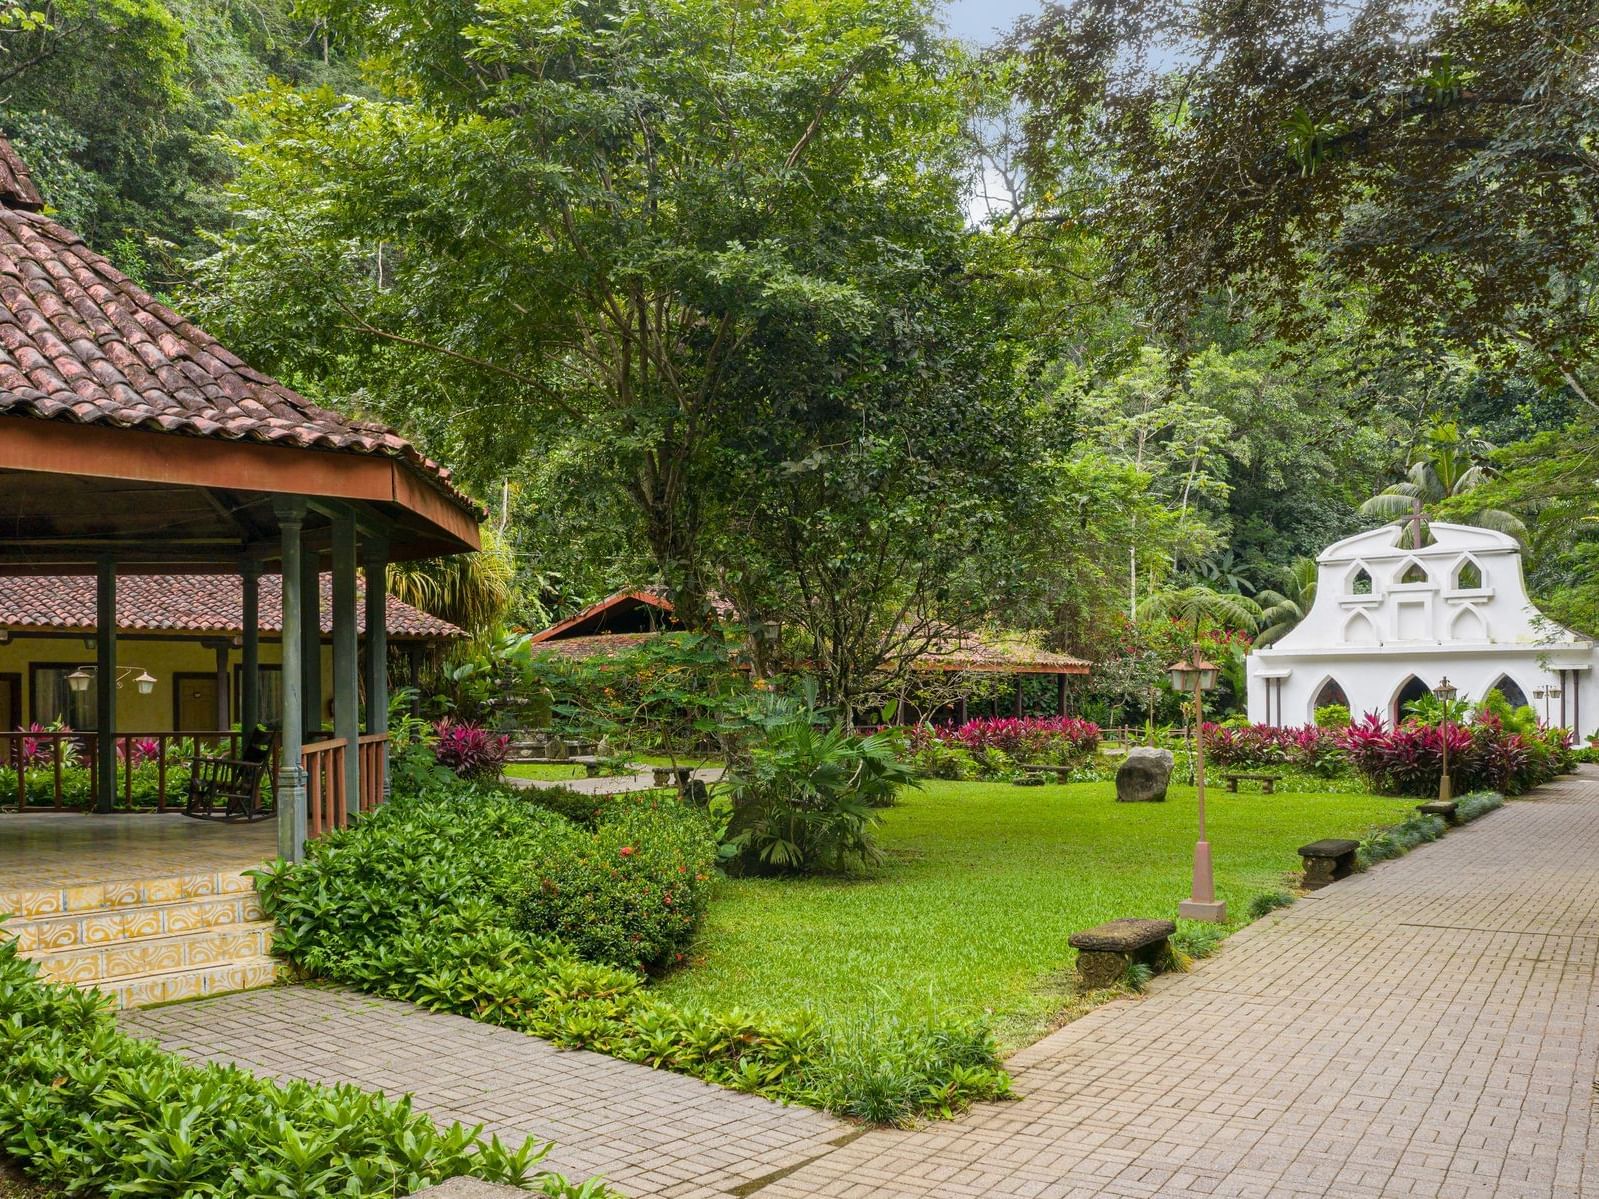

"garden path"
[504,767,722,797]
[759,767,1599,1199]
[124,770,1599,1199]
[121,984,850,1198]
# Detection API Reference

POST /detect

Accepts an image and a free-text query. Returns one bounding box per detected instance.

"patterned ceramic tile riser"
[95,957,285,1009]
[1,892,263,952]
[0,869,255,919]
[31,923,274,984]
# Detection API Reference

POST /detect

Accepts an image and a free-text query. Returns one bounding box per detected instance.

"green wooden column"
[273,498,308,862]
[240,562,260,735]
[363,536,390,800]
[331,508,361,819]
[299,547,322,739]
[93,555,116,814]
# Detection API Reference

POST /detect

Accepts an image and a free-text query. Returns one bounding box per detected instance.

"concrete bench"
[1222,772,1278,794]
[1298,838,1359,889]
[1068,918,1176,989]
[1416,799,1459,826]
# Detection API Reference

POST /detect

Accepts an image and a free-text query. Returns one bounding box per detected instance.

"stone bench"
[1298,838,1359,889]
[1416,799,1459,826]
[1222,772,1278,794]
[1068,918,1176,989]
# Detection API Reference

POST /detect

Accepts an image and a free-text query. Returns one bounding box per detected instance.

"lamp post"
[1435,676,1457,803]
[1534,684,1562,728]
[1170,652,1225,923]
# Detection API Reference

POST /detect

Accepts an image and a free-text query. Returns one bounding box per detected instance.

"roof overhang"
[0,418,480,572]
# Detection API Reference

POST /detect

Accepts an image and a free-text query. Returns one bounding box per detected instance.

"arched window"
[1351,567,1374,596]
[1455,558,1484,590]
[1393,675,1433,722]
[1398,560,1429,585]
[1313,679,1349,709]
[1488,676,1529,709]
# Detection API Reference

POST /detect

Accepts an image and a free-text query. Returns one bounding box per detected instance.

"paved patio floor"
[0,811,276,889]
[127,769,1599,1199]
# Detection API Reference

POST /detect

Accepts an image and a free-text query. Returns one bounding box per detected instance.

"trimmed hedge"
[256,782,1012,1126]
[0,940,601,1197]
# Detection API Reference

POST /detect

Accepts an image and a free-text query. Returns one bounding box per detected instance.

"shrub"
[1339,713,1571,797]
[902,729,976,780]
[510,796,717,969]
[722,718,913,874]
[433,719,511,781]
[0,939,597,1197]
[1313,703,1351,729]
[947,716,1101,764]
[1201,723,1346,776]
[255,782,1009,1124]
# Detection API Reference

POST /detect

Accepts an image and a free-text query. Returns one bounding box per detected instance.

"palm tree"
[1136,584,1262,640]
[1360,421,1526,545]
[386,525,514,635]
[1253,557,1318,647]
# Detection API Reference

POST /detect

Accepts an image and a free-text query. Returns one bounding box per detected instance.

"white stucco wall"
[1246,523,1595,735]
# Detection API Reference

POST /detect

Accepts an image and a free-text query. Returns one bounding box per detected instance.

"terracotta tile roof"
[0,141,42,212]
[0,574,464,641]
[0,137,479,518]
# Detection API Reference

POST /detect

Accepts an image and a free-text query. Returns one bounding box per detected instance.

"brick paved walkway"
[761,769,1599,1199]
[125,772,1599,1199]
[122,985,848,1198]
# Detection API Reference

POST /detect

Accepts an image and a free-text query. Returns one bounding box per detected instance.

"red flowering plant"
[947,716,1101,765]
[432,719,511,781]
[1201,723,1345,776]
[1336,712,1570,797]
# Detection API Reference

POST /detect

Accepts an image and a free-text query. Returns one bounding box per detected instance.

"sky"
[939,0,1042,47]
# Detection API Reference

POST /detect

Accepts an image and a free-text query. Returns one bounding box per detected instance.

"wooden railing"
[302,738,347,838]
[0,730,280,813]
[357,733,388,814]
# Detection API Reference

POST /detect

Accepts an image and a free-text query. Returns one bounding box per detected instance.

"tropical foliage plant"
[254,780,1010,1123]
[0,939,599,1197]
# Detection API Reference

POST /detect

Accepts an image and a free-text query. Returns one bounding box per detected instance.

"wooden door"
[0,673,18,731]
[174,674,220,731]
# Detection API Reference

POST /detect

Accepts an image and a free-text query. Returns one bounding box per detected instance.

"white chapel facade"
[1246,522,1595,735]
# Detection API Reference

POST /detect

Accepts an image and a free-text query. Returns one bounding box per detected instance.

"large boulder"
[1116,747,1174,803]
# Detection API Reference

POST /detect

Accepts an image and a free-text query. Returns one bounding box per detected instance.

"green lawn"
[502,762,589,782]
[658,777,1414,1050]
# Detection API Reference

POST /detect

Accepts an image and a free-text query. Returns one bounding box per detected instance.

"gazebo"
[0,138,481,862]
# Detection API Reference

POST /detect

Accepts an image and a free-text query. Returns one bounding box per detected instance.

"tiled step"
[0,869,256,919]
[89,955,284,1009]
[30,922,275,985]
[2,891,264,952]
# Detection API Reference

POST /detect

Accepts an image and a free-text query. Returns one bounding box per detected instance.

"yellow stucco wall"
[0,635,336,731]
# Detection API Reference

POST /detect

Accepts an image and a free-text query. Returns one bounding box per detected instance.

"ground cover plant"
[256,782,1010,1125]
[659,777,1415,1050]
[0,941,600,1198]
